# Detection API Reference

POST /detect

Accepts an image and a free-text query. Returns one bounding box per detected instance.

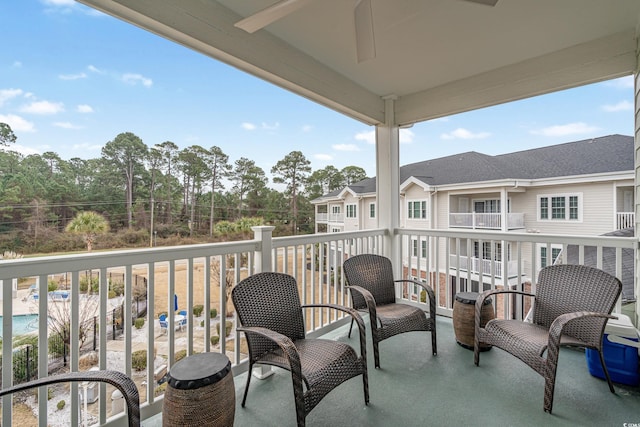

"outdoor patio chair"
[342,254,437,368]
[0,370,140,426]
[159,313,169,333]
[232,272,369,427]
[474,263,622,413]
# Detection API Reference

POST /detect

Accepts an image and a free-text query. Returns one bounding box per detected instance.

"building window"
[540,245,562,268]
[412,239,427,258]
[369,203,376,218]
[331,228,341,233]
[408,200,427,219]
[331,205,341,214]
[346,204,356,218]
[538,194,581,221]
[473,241,503,262]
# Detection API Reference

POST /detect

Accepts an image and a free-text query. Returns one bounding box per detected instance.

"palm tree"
[66,211,109,252]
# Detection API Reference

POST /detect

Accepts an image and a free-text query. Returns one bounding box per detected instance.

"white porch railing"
[449,212,525,230]
[0,227,386,426]
[315,213,345,223]
[616,212,634,230]
[0,226,634,425]
[447,255,520,278]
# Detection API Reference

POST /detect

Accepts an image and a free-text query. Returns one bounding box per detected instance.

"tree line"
[0,124,367,253]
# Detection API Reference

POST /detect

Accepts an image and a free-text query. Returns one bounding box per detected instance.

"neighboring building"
[312,134,635,296]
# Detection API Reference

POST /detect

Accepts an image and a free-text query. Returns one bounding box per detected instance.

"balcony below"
[449,212,525,230]
[143,316,639,426]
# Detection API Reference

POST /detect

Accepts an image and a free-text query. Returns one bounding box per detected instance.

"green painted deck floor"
[146,316,640,427]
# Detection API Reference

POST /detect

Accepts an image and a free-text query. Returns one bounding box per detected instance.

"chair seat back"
[533,264,622,344]
[233,272,306,358]
[343,254,396,308]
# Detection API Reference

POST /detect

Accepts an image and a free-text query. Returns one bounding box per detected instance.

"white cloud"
[400,128,415,144]
[314,154,332,161]
[72,142,103,152]
[602,100,633,112]
[0,114,36,132]
[302,125,313,132]
[87,65,103,74]
[0,88,23,107]
[1,145,40,156]
[261,122,280,131]
[605,75,634,89]
[355,130,375,144]
[241,122,256,131]
[77,104,94,113]
[59,72,87,80]
[20,100,64,115]
[122,73,153,87]
[53,122,82,130]
[530,122,600,137]
[441,128,491,140]
[42,0,75,5]
[333,143,360,152]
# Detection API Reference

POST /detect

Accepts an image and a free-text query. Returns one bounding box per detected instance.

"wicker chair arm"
[303,304,368,359]
[0,370,140,427]
[395,279,436,316]
[547,311,617,350]
[346,285,378,327]
[236,326,302,376]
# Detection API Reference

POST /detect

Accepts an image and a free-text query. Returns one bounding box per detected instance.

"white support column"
[376,96,401,272]
[634,29,640,327]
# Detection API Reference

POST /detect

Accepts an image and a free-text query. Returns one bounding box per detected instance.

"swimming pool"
[0,314,39,337]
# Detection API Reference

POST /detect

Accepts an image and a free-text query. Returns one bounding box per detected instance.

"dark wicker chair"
[0,370,140,426]
[342,254,437,368]
[232,272,369,427]
[474,264,622,413]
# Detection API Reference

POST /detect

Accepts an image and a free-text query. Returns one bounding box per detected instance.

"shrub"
[48,334,66,357]
[79,275,99,293]
[47,280,58,292]
[420,290,427,303]
[109,280,125,296]
[193,304,204,317]
[132,350,147,371]
[154,382,167,397]
[200,320,205,327]
[175,349,187,362]
[108,290,116,299]
[210,308,218,318]
[134,318,145,329]
[216,321,233,338]
[57,400,65,410]
[210,335,220,346]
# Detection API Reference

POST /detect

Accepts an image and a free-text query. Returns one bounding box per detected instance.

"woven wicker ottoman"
[162,352,235,426]
[452,291,494,351]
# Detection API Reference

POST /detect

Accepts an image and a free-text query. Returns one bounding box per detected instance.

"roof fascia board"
[400,177,430,192]
[78,0,385,124]
[395,30,636,125]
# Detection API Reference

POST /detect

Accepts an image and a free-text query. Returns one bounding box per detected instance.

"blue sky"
[1,0,635,181]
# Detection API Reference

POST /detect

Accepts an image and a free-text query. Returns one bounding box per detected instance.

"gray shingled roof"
[318,135,633,199]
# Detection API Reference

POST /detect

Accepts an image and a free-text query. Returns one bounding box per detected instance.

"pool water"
[0,314,39,337]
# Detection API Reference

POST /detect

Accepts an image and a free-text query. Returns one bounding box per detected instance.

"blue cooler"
[585,314,639,386]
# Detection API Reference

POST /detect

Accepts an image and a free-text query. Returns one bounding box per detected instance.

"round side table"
[162,352,235,426]
[452,291,494,351]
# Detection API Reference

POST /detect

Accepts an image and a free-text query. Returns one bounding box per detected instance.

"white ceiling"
[78,0,640,126]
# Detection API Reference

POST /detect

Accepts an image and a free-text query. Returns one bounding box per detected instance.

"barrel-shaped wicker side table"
[162,352,235,426]
[452,291,494,351]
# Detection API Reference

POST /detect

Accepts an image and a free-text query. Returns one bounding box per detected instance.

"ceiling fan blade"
[462,0,499,6]
[354,0,376,63]
[235,0,316,33]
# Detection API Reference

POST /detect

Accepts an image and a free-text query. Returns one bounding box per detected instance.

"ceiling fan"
[235,0,499,63]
